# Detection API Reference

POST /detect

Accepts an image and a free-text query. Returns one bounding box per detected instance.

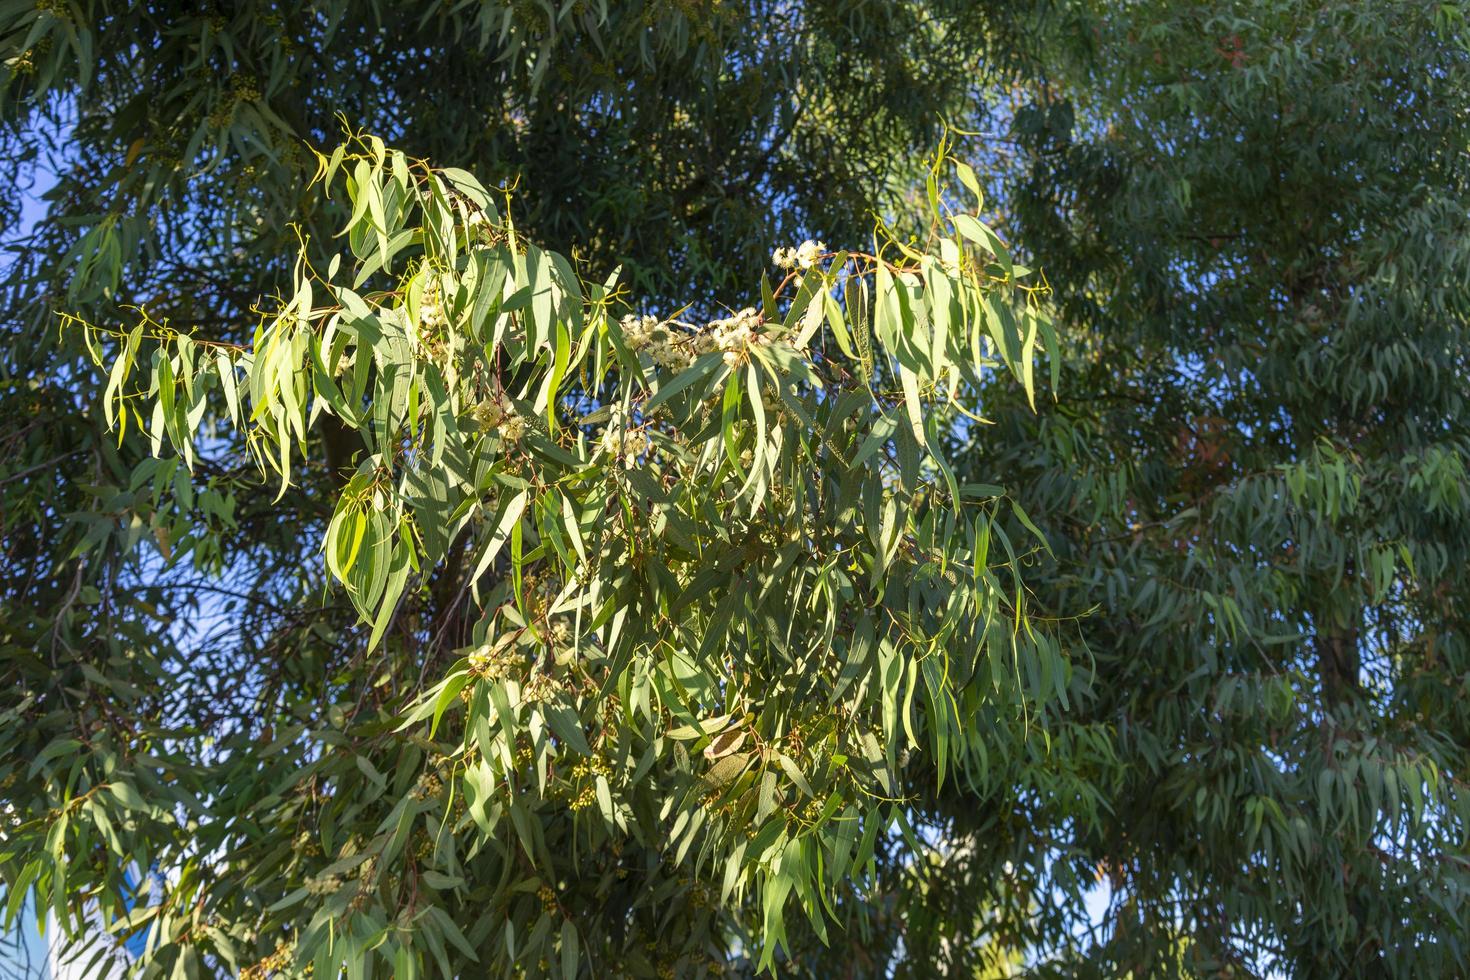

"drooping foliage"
[6,104,1066,980]
[0,3,1056,975]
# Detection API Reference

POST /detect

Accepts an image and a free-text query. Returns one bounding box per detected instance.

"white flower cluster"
[701,307,761,366]
[620,314,691,371]
[601,423,651,466]
[620,307,770,372]
[468,645,494,674]
[773,240,827,271]
[620,313,659,347]
[419,281,447,331]
[599,404,651,467]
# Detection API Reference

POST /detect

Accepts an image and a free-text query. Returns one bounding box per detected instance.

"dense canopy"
[2,1,1468,978]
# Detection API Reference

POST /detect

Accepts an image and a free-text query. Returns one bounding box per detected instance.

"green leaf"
[1009,500,1053,557]
[668,715,731,740]
[896,362,927,447]
[560,920,579,980]
[470,489,529,601]
[644,351,723,411]
[955,161,983,208]
[105,781,148,812]
[543,703,592,756]
[429,671,472,737]
[705,752,752,789]
[775,753,814,798]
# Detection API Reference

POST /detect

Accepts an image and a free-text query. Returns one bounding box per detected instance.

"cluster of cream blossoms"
[772,239,826,271]
[467,635,522,680]
[409,771,443,801]
[620,305,765,370]
[600,404,652,466]
[421,278,448,326]
[619,314,692,371]
[704,307,761,367]
[604,301,780,467]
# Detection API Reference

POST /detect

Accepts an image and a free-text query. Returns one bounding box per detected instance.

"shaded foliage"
[950,1,1470,975]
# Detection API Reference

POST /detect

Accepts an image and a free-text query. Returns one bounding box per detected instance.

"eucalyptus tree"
[0,2,1058,975]
[1,10,1068,966]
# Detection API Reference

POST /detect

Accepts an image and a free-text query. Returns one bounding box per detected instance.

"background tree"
[946,1,1470,975]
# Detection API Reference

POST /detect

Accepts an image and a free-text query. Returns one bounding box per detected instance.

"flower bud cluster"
[468,642,517,680]
[568,754,611,812]
[522,672,561,702]
[473,394,526,441]
[304,872,344,896]
[410,771,442,801]
[570,756,611,780]
[568,784,597,811]
[240,941,294,980]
